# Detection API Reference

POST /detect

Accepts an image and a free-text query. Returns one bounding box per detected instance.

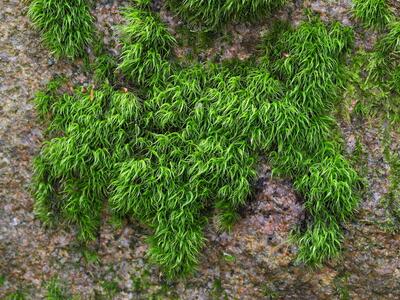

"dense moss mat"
[28,0,94,59]
[266,18,360,264]
[352,0,393,30]
[370,21,400,89]
[118,8,176,85]
[32,5,362,277]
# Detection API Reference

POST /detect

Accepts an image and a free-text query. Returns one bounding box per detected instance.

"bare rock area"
[0,0,399,299]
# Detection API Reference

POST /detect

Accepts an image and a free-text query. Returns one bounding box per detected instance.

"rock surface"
[0,0,399,299]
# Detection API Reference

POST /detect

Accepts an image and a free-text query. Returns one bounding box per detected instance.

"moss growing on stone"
[118,8,177,85]
[167,0,287,30]
[353,0,393,30]
[266,17,360,264]
[32,6,362,276]
[28,0,94,59]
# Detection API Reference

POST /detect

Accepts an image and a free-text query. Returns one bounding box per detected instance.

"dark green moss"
[261,282,279,300]
[0,274,6,287]
[210,278,228,300]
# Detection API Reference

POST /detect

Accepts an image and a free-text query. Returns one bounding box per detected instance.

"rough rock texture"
[0,0,399,299]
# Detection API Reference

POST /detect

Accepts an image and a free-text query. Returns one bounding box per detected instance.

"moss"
[0,274,5,287]
[353,0,393,30]
[33,84,141,241]
[45,278,70,300]
[131,269,177,299]
[333,272,351,300]
[210,278,228,300]
[5,291,26,300]
[28,0,94,59]
[346,28,400,232]
[261,282,279,299]
[82,248,100,265]
[167,0,287,30]
[384,152,400,231]
[222,252,236,263]
[100,280,120,298]
[132,272,151,294]
[381,126,400,232]
[33,7,361,276]
[175,26,216,60]
[93,53,118,85]
[266,17,360,265]
[369,21,400,84]
[348,25,400,230]
[118,8,176,86]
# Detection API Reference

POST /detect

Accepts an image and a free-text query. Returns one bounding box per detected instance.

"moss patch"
[31,5,362,277]
[28,0,94,59]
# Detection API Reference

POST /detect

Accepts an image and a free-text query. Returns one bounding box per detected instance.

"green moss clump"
[32,67,281,276]
[167,0,287,29]
[266,18,360,264]
[33,84,143,240]
[28,0,94,59]
[5,291,25,300]
[370,21,400,80]
[118,8,176,85]
[33,8,360,276]
[93,53,117,84]
[353,0,393,30]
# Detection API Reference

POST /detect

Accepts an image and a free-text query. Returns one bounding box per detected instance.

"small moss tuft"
[353,0,394,30]
[118,8,176,86]
[28,0,94,59]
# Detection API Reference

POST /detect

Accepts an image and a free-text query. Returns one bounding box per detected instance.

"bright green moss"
[265,18,360,264]
[33,7,361,276]
[33,66,282,276]
[34,84,143,240]
[118,8,176,86]
[353,0,393,30]
[167,0,287,29]
[28,0,94,59]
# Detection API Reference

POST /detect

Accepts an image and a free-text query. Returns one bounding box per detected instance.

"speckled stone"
[0,0,399,299]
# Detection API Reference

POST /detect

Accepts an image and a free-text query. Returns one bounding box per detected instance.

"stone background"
[0,0,399,298]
